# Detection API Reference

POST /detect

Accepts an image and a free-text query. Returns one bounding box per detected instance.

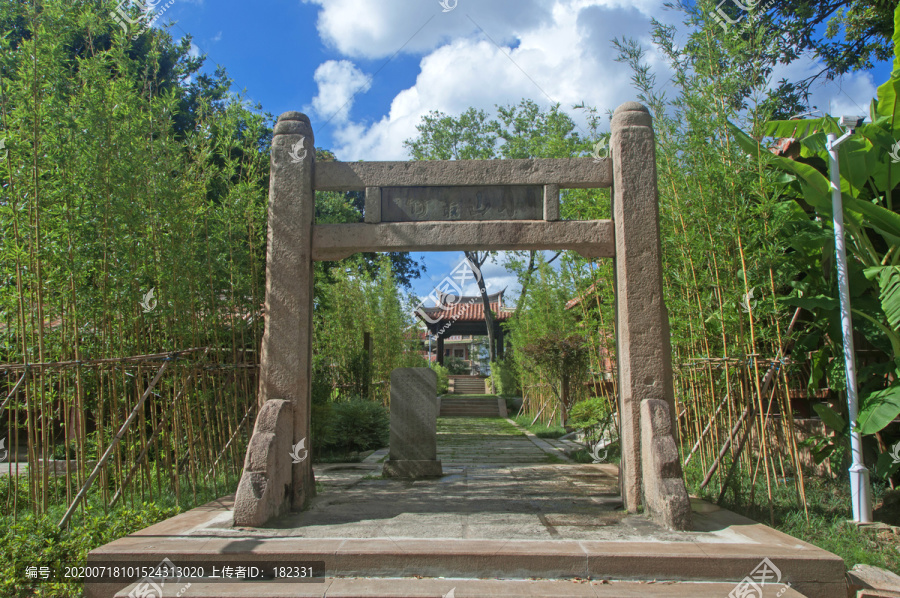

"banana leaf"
[864,266,900,330]
[858,385,900,435]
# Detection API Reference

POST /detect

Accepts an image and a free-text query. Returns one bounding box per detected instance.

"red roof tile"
[417,300,512,324]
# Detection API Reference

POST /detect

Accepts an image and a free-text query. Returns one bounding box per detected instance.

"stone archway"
[232,102,692,531]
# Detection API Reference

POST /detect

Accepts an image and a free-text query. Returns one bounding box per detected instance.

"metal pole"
[826,131,872,523]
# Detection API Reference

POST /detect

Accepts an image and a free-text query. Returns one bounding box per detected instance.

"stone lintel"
[314,158,612,191]
[311,220,614,261]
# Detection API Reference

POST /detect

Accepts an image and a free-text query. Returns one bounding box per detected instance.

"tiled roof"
[417,300,512,324]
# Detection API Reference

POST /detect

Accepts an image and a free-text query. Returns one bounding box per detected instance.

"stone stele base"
[383,459,443,478]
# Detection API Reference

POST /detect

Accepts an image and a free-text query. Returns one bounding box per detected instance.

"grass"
[438,416,521,436]
[512,414,567,438]
[683,457,900,575]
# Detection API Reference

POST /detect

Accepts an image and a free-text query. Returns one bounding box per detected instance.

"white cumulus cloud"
[308,60,372,124]
[303,0,880,161]
[301,0,555,59]
[316,1,668,160]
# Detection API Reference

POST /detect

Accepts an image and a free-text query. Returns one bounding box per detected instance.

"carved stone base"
[233,400,294,527]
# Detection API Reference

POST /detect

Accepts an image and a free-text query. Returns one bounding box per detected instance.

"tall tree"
[463,251,498,362]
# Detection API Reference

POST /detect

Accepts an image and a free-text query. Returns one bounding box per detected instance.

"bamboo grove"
[0,0,274,520]
[0,0,422,526]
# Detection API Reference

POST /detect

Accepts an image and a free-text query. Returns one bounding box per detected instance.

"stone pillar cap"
[278,111,310,123]
[612,102,652,128]
[274,112,312,136]
[614,102,649,114]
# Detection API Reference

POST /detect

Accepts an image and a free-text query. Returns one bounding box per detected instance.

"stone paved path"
[436,417,553,465]
[92,417,844,598]
[194,416,690,542]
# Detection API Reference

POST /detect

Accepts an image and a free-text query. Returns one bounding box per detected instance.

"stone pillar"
[383,368,442,478]
[234,112,316,525]
[610,102,690,529]
[437,336,445,366]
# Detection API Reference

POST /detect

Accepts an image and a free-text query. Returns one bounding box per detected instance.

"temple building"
[415,290,512,367]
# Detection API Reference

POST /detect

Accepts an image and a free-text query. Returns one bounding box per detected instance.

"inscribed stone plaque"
[381,185,542,222]
[388,368,438,462]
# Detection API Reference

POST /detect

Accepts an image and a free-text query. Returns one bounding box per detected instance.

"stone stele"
[383,368,443,478]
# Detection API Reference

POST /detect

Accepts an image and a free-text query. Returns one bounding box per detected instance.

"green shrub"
[568,396,610,428]
[570,441,621,464]
[317,399,389,456]
[444,356,469,375]
[569,396,616,445]
[2,503,182,597]
[490,357,518,396]
[431,362,450,394]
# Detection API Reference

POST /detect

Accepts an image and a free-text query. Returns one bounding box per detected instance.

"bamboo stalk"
[205,402,256,480]
[58,361,169,528]
[0,371,29,413]
[683,392,730,467]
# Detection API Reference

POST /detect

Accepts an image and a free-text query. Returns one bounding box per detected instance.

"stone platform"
[85,417,846,597]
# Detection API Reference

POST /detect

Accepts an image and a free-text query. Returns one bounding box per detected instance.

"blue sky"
[148,0,891,303]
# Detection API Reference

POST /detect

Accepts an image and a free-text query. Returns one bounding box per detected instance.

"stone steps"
[448,377,487,394]
[440,400,494,404]
[113,577,810,597]
[451,386,487,394]
[441,413,499,418]
[440,397,501,417]
[87,503,847,598]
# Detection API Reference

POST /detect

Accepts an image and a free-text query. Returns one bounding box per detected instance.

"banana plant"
[728,4,900,463]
